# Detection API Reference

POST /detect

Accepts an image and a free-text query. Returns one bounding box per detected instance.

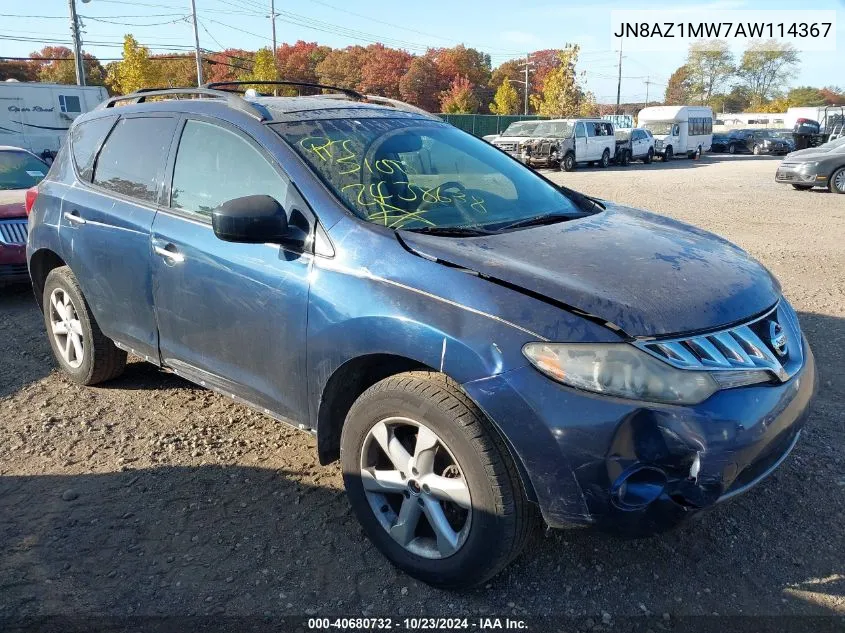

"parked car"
[638,105,713,160]
[1,146,48,284]
[776,140,845,193]
[612,127,654,165]
[521,119,616,170]
[484,120,541,151]
[27,84,817,588]
[765,129,796,153]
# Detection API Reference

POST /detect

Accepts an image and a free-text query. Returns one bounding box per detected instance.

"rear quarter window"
[70,116,116,182]
[92,116,177,204]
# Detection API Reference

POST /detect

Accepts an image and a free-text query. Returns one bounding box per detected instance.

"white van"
[0,80,108,161]
[638,105,713,161]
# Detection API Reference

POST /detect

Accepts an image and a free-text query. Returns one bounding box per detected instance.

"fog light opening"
[613,466,667,510]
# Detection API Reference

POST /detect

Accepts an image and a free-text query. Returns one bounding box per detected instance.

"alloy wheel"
[49,288,84,369]
[834,169,845,193]
[360,416,472,559]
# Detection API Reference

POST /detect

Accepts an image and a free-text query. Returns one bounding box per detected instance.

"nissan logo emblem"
[769,321,788,357]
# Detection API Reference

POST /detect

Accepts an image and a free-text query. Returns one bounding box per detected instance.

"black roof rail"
[97,87,267,121]
[203,80,364,102]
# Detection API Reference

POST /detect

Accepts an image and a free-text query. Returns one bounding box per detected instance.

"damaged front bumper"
[463,336,816,535]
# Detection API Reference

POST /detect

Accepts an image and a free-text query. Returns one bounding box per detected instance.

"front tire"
[753,144,761,155]
[562,153,576,172]
[620,150,630,166]
[599,149,610,168]
[791,184,813,191]
[663,146,673,161]
[728,143,737,154]
[831,167,845,194]
[43,266,127,385]
[644,148,653,164]
[340,372,535,588]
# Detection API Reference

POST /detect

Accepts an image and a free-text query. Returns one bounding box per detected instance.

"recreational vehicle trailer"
[0,81,108,161]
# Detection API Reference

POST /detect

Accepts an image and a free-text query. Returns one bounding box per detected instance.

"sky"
[1,0,843,103]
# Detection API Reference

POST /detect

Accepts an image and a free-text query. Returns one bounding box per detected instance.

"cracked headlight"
[523,343,722,405]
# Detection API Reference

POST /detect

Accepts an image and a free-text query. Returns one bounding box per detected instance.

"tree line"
[3,37,841,115]
[665,39,844,113]
[0,37,602,116]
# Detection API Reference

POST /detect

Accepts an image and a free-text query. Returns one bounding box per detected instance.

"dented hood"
[399,204,780,337]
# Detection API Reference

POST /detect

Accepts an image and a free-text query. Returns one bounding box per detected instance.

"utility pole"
[518,54,534,115]
[270,0,277,55]
[643,76,656,109]
[615,44,623,115]
[68,0,85,86]
[190,0,203,86]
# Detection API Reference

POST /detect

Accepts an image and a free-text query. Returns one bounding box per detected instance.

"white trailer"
[637,105,713,161]
[0,80,108,161]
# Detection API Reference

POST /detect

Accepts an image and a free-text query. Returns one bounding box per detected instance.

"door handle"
[63,211,86,225]
[154,245,185,263]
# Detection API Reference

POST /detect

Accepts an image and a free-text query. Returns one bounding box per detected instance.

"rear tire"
[43,266,127,385]
[340,371,536,589]
[728,143,737,154]
[599,149,610,168]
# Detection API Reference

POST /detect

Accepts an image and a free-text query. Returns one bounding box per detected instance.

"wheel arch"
[28,248,66,310]
[315,354,538,503]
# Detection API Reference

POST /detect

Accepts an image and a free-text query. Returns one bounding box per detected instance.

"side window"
[586,123,597,137]
[575,123,586,138]
[70,116,116,182]
[602,123,613,136]
[59,95,82,114]
[93,117,178,203]
[171,120,288,217]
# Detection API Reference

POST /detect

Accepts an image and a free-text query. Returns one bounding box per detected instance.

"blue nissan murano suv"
[25,83,816,588]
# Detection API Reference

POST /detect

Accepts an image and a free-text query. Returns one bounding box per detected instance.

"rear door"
[60,114,178,361]
[150,116,312,422]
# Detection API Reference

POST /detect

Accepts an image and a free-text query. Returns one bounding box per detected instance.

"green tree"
[786,86,826,107]
[107,35,155,94]
[531,45,585,117]
[315,45,367,90]
[664,65,693,104]
[685,40,734,104]
[244,47,278,91]
[440,75,478,113]
[737,40,800,102]
[489,79,520,114]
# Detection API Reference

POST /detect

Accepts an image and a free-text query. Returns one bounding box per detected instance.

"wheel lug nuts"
[411,467,418,476]
[422,483,430,494]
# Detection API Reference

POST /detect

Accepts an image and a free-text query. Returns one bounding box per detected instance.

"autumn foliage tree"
[106,35,155,95]
[276,40,330,84]
[440,76,478,113]
[531,45,586,117]
[489,79,519,114]
[206,49,254,84]
[664,65,693,104]
[399,56,445,112]
[315,46,368,90]
[28,46,105,85]
[429,45,491,88]
[359,44,412,98]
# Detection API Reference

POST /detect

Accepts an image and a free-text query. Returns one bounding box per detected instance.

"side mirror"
[212,195,288,244]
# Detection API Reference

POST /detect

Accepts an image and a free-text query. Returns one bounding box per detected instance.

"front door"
[151,117,312,422]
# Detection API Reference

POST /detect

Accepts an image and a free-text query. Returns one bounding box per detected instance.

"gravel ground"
[1,154,843,623]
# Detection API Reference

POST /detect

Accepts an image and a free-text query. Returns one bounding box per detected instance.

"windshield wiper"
[496,213,577,231]
[402,226,495,237]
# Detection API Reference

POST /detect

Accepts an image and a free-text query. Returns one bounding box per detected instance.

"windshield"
[530,121,573,138]
[0,151,48,190]
[641,121,674,135]
[500,121,539,137]
[276,117,584,232]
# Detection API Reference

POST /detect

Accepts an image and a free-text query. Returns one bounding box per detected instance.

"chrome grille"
[0,219,28,245]
[494,141,518,152]
[635,301,804,383]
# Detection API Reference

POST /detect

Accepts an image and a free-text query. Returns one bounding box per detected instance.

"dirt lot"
[1,154,843,623]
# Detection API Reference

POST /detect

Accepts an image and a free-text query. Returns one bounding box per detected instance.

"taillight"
[24,186,38,216]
